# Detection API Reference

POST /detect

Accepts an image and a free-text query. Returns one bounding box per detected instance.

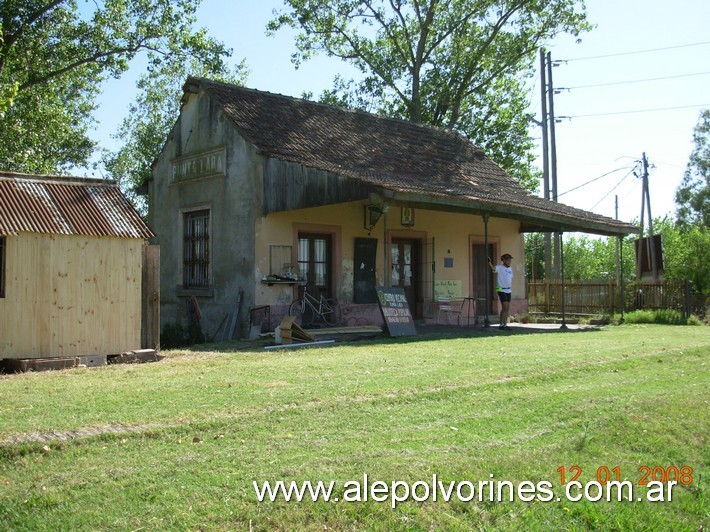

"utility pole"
[546,51,561,279]
[642,153,658,280]
[635,153,658,280]
[539,50,552,282]
[615,195,620,286]
[539,49,562,280]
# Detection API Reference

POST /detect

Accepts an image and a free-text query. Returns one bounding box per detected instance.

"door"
[297,233,333,299]
[354,238,378,303]
[391,238,420,317]
[472,243,496,316]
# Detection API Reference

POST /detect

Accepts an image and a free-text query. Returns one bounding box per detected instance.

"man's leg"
[501,300,510,326]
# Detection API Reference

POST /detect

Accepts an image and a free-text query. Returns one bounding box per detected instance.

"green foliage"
[675,109,710,228]
[0,0,231,173]
[101,57,246,214]
[525,232,636,282]
[687,314,703,326]
[653,216,710,293]
[269,0,592,191]
[527,216,710,292]
[620,309,697,325]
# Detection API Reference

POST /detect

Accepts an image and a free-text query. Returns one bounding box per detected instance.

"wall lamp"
[364,202,389,231]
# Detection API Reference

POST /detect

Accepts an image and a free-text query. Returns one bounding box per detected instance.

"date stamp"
[557,465,694,486]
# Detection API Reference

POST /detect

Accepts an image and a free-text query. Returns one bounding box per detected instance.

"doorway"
[472,243,496,316]
[297,233,333,299]
[391,238,420,317]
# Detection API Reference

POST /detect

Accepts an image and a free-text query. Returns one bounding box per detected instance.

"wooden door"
[472,243,495,316]
[354,238,378,303]
[391,238,420,317]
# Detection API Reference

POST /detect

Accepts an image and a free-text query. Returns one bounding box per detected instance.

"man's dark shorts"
[497,291,511,303]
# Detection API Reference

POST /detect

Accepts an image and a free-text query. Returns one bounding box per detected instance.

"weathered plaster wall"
[150,90,261,338]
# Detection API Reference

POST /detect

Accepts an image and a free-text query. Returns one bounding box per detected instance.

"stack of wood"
[278,316,316,344]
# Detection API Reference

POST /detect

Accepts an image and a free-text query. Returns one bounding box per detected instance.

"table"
[460,297,477,326]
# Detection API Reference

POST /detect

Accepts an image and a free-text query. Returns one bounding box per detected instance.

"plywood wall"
[0,233,143,359]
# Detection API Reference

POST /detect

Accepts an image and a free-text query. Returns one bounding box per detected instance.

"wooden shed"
[0,172,155,360]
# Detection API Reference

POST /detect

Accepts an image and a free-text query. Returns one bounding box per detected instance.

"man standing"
[489,253,513,331]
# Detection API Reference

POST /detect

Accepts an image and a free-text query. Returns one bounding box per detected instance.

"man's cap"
[501,253,513,260]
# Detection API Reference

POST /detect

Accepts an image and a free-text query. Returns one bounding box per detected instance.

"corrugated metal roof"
[0,172,154,239]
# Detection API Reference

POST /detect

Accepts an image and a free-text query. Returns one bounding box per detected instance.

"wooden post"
[141,244,160,349]
[483,214,491,328]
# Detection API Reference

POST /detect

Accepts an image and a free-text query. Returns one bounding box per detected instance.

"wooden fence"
[527,279,708,318]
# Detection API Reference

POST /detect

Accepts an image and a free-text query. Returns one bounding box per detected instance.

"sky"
[90,0,710,228]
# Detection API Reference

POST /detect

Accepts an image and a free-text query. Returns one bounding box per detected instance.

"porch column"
[559,231,568,330]
[483,214,491,328]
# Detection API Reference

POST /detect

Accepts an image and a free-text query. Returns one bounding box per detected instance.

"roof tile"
[187,77,637,234]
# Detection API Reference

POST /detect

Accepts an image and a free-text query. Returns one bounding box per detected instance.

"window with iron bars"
[183,210,210,289]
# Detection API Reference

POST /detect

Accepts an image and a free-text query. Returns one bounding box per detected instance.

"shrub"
[687,314,703,326]
[617,309,704,325]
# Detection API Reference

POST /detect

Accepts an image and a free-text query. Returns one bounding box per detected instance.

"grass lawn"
[0,324,708,530]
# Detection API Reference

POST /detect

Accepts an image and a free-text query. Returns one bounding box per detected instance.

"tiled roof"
[187,77,637,235]
[0,172,154,239]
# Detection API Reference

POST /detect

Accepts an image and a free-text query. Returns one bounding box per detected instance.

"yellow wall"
[0,233,143,359]
[254,202,525,307]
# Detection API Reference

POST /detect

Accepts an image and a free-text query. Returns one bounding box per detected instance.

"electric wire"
[589,167,638,211]
[559,40,710,62]
[567,103,710,119]
[564,71,710,90]
[558,165,637,198]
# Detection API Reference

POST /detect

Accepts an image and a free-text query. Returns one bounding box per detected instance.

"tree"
[654,217,710,293]
[526,232,635,282]
[0,23,18,116]
[675,109,710,228]
[101,57,247,214]
[269,0,591,190]
[0,0,230,173]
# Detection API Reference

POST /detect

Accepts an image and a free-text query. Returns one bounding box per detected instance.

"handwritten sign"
[376,286,416,337]
[434,280,462,299]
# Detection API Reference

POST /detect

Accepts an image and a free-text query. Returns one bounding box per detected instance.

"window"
[183,210,210,288]
[0,236,5,298]
[298,233,332,298]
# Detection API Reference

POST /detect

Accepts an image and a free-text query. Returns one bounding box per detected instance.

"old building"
[148,77,636,336]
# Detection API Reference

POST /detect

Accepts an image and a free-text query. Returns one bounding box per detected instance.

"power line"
[590,167,637,211]
[567,102,710,119]
[558,165,637,197]
[559,40,710,62]
[563,71,710,90]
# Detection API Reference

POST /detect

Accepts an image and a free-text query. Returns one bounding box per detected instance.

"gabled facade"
[0,172,154,359]
[149,77,637,336]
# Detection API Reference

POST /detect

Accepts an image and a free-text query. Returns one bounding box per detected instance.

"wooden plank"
[278,316,316,343]
[1,233,143,359]
[228,288,244,340]
[141,244,160,350]
[264,340,335,350]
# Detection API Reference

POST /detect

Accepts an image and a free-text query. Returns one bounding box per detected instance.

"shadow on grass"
[186,323,606,353]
